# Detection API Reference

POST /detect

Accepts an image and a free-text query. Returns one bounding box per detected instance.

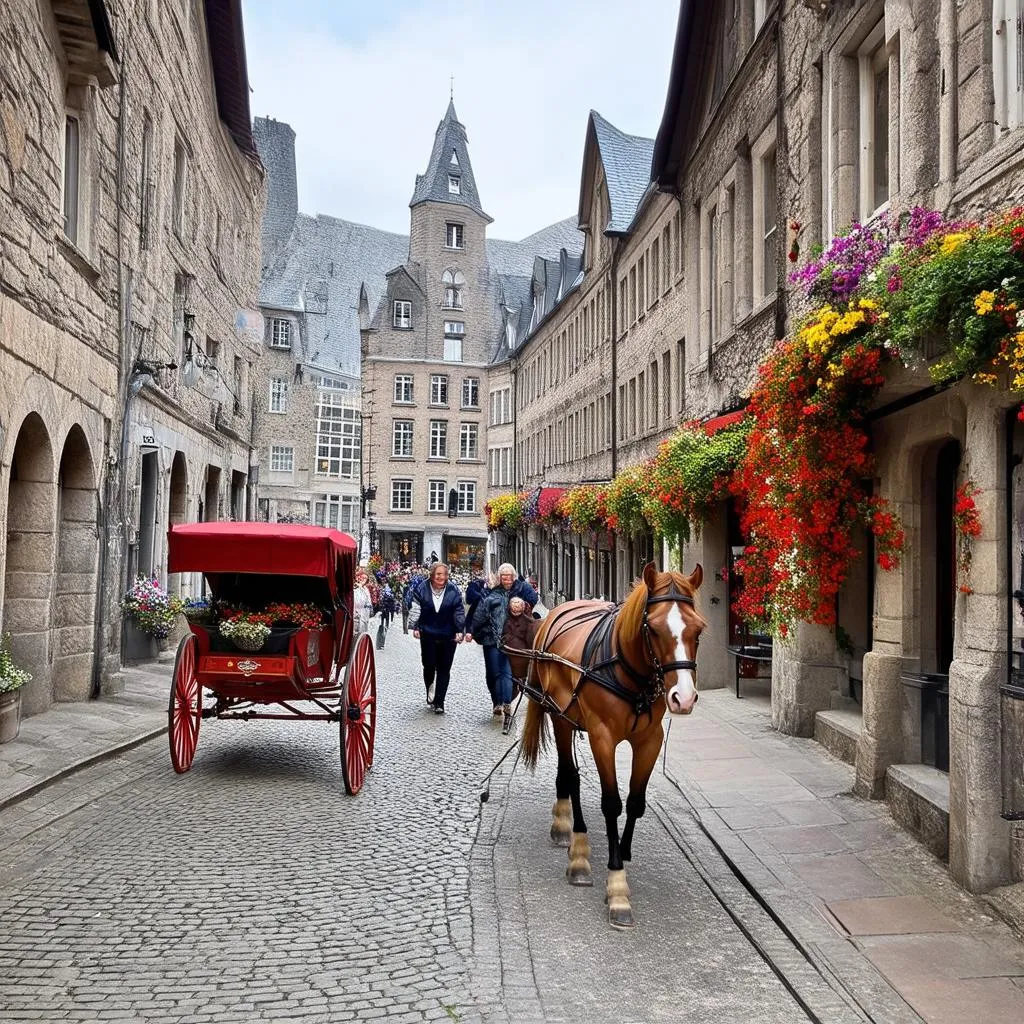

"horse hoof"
[550,827,571,847]
[566,864,593,886]
[609,906,635,929]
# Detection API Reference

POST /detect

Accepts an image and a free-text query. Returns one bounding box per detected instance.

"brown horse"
[520,562,705,928]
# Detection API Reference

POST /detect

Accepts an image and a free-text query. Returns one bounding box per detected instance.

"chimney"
[253,116,299,262]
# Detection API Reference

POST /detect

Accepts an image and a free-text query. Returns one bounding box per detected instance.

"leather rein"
[508,583,698,731]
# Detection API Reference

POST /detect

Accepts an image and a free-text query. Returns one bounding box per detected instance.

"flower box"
[0,689,21,744]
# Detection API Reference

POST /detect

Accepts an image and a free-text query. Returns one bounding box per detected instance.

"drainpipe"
[609,239,621,598]
[91,40,130,699]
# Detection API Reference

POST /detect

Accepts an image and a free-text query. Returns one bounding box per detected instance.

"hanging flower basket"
[218,614,272,652]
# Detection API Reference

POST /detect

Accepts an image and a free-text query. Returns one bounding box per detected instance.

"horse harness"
[508,583,698,732]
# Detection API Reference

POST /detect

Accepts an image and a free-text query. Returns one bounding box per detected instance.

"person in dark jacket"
[465,571,497,712]
[407,562,467,714]
[471,563,538,724]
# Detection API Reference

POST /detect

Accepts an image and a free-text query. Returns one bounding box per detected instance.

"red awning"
[168,522,357,580]
[702,410,745,435]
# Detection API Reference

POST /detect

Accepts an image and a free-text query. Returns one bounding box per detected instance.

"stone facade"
[0,0,265,717]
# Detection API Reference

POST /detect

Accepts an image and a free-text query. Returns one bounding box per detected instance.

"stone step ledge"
[814,708,863,766]
[885,763,950,861]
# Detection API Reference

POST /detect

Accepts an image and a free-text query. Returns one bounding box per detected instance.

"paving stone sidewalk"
[656,684,1024,1024]
[0,657,171,811]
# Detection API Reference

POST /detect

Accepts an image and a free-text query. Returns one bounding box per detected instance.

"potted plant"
[218,611,273,652]
[122,576,183,662]
[0,633,31,744]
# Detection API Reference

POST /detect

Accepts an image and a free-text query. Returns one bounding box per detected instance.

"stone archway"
[54,425,99,702]
[168,452,188,597]
[3,413,57,717]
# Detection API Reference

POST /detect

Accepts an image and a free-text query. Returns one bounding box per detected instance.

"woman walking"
[407,562,467,715]
[471,563,538,731]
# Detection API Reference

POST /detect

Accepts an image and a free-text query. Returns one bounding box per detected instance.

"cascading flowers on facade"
[484,492,527,533]
[557,484,608,534]
[953,481,983,594]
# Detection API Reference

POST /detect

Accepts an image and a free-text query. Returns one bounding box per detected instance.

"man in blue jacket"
[407,562,467,714]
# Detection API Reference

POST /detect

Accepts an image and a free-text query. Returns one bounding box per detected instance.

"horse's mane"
[618,569,697,641]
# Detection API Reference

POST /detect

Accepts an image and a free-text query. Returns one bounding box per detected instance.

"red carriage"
[165,522,377,794]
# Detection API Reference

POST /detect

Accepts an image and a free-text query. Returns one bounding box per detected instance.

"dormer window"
[448,175,461,195]
[442,269,464,309]
[446,223,464,249]
[393,300,412,329]
[270,318,292,349]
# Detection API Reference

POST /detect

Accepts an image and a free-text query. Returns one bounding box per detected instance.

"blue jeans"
[483,645,513,705]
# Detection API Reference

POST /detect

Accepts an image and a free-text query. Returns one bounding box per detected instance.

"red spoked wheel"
[168,633,202,774]
[340,631,377,795]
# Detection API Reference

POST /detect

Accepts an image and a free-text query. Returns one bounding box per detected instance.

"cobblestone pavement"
[0,628,828,1023]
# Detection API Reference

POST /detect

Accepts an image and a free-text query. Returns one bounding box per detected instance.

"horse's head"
[639,561,706,715]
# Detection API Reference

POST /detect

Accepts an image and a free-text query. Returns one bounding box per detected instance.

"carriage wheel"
[168,633,202,774]
[340,631,376,795]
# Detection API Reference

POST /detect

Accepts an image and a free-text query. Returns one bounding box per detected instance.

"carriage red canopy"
[167,523,357,601]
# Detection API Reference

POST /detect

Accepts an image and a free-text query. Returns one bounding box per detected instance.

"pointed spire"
[409,97,491,222]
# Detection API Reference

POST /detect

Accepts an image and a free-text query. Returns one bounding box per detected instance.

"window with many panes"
[430,375,448,406]
[461,376,479,408]
[392,419,413,457]
[314,494,358,534]
[270,446,294,472]
[459,423,478,460]
[428,480,447,512]
[457,481,476,514]
[393,300,412,329]
[269,377,288,413]
[271,318,291,349]
[390,480,412,511]
[315,389,360,478]
[442,269,464,309]
[489,387,511,425]
[444,320,465,337]
[430,420,448,458]
[445,223,464,249]
[488,446,511,486]
[394,374,413,403]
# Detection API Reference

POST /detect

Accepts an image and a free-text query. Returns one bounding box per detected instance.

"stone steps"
[813,707,862,766]
[885,763,950,860]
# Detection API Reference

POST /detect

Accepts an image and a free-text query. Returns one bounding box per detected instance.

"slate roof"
[590,111,655,234]
[409,100,491,222]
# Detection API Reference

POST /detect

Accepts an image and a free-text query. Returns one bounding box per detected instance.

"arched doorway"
[202,465,221,522]
[168,452,188,597]
[3,414,56,717]
[54,425,99,702]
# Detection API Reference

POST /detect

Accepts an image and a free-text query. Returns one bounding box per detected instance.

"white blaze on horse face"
[665,602,697,714]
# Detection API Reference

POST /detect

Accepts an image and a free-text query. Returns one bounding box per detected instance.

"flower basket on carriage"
[217,614,272,652]
[182,599,215,626]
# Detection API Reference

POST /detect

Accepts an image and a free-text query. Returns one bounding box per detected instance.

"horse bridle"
[619,583,699,696]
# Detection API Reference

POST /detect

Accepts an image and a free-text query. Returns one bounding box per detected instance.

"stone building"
[0,0,265,717]
[356,100,582,571]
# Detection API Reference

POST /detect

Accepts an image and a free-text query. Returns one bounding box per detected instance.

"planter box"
[0,689,22,744]
[123,619,159,664]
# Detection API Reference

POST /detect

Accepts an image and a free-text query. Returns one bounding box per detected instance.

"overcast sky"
[242,0,680,241]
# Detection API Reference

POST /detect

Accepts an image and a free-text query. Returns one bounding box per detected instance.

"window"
[444,337,463,362]
[859,23,890,219]
[490,387,511,425]
[448,175,461,195]
[233,355,244,414]
[445,223,464,249]
[461,376,479,408]
[444,320,465,337]
[994,1,1024,130]
[269,377,288,413]
[430,420,448,458]
[270,318,291,349]
[392,420,413,457]
[270,446,294,472]
[172,138,187,239]
[315,390,361,478]
[459,423,478,460]
[394,374,413,403]
[139,114,153,249]
[457,481,476,514]
[442,269,464,309]
[393,300,412,329]
[204,336,219,368]
[63,115,80,243]
[707,202,719,345]
[314,494,358,534]
[489,446,512,486]
[430,375,449,405]
[428,480,447,512]
[390,480,412,512]
[755,142,778,300]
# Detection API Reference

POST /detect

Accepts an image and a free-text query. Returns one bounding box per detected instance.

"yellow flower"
[941,233,969,255]
[858,298,877,311]
[972,372,998,385]
[974,290,996,316]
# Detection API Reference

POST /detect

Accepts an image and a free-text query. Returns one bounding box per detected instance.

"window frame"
[314,389,361,479]
[393,374,414,404]
[443,337,464,362]
[993,0,1024,130]
[62,113,81,245]
[430,374,449,406]
[461,376,479,409]
[270,446,294,473]
[429,419,449,459]
[392,299,412,330]
[448,174,461,195]
[445,222,465,249]
[459,422,478,461]
[172,137,188,240]
[857,21,891,223]
[751,125,778,305]
[428,479,447,513]
[390,479,413,513]
[269,377,289,414]
[392,419,414,458]
[457,480,476,514]
[270,318,292,349]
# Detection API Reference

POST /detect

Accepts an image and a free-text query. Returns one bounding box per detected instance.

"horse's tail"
[520,698,548,770]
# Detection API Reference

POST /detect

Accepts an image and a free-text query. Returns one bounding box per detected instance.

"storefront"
[382,531,422,565]
[444,535,486,572]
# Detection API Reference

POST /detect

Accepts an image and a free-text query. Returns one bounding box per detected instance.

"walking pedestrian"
[353,568,375,635]
[407,562,467,715]
[471,563,538,729]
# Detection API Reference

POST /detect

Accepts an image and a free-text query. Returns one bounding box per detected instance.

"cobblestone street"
[0,628,825,1023]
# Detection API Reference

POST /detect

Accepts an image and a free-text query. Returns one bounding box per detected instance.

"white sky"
[243,0,680,240]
